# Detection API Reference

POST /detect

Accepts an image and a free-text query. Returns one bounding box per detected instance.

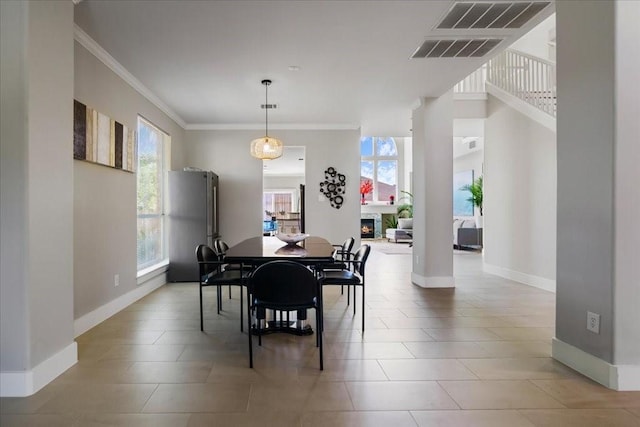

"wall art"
[319,166,346,209]
[73,100,136,172]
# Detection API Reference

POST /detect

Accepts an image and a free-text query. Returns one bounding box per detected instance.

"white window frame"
[263,189,297,218]
[361,137,403,204]
[136,116,170,274]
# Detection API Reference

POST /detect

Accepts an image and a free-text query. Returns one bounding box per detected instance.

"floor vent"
[411,38,502,59]
[436,1,550,29]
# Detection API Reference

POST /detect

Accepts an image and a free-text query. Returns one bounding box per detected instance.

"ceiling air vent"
[411,38,502,58]
[436,1,550,29]
[261,104,277,109]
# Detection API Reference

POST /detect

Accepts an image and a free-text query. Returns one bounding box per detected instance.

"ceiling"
[74,1,553,136]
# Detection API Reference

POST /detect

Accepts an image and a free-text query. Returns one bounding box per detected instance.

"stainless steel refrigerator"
[168,170,219,282]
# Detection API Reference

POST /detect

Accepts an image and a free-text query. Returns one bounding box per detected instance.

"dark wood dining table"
[223,236,336,335]
[223,235,336,266]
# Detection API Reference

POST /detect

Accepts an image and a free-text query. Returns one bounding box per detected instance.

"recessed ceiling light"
[288,65,301,71]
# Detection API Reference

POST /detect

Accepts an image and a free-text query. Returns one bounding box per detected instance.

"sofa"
[454,218,482,248]
[386,218,413,243]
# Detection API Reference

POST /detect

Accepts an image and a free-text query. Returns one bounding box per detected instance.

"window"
[263,191,294,218]
[360,137,398,202]
[137,117,169,271]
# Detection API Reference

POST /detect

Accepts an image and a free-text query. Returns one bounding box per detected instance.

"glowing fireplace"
[360,218,375,239]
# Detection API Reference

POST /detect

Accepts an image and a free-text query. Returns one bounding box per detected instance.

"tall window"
[263,191,294,218]
[360,137,398,202]
[137,118,169,271]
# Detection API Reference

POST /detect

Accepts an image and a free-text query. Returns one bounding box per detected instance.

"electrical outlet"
[114,274,120,287]
[587,311,600,334]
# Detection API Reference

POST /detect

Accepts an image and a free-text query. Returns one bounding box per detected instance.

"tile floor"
[2,241,639,426]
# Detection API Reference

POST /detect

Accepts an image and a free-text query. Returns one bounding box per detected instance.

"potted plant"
[396,191,413,218]
[460,176,483,227]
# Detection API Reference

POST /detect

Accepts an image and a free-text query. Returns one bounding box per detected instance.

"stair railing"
[486,49,556,117]
[453,65,487,94]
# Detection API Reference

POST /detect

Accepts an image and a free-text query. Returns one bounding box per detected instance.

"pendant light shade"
[250,79,283,160]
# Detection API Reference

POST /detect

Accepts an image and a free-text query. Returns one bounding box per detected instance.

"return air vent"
[437,1,550,29]
[411,38,502,58]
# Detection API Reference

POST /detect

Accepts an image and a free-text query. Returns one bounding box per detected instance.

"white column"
[0,0,76,397]
[411,92,454,288]
[553,0,640,390]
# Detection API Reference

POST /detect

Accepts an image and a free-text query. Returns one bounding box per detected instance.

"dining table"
[223,235,336,335]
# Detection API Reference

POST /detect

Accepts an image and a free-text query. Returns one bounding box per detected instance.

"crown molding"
[185,123,360,131]
[73,24,187,129]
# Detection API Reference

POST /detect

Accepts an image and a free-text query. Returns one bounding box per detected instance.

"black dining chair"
[247,260,323,370]
[331,237,355,295]
[213,238,254,300]
[196,244,249,332]
[319,244,371,331]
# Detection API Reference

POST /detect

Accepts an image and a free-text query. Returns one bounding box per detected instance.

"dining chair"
[247,260,323,370]
[196,244,249,332]
[331,237,355,295]
[213,238,254,299]
[319,244,371,331]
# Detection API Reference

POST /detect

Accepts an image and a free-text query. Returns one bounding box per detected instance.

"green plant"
[396,191,413,218]
[460,176,483,215]
[385,215,398,229]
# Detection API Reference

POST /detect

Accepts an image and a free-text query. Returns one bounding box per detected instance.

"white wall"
[484,94,556,288]
[510,13,556,61]
[613,0,640,368]
[74,42,186,320]
[185,129,361,247]
[1,0,75,394]
[1,0,30,374]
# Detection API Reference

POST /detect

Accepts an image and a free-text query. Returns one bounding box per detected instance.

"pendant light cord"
[265,81,269,138]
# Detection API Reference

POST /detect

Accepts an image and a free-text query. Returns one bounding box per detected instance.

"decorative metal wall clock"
[319,167,346,209]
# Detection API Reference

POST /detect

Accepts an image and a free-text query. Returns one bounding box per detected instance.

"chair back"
[249,261,318,308]
[214,239,230,256]
[352,244,371,276]
[195,244,218,276]
[341,237,355,259]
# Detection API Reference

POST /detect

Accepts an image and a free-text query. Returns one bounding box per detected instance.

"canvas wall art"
[453,170,474,216]
[73,100,136,172]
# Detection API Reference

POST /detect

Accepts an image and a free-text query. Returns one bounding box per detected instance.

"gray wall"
[1,0,75,370]
[74,42,186,319]
[185,129,360,247]
[483,95,557,283]
[556,1,615,362]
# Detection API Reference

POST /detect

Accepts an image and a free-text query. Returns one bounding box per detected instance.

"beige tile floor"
[2,241,639,426]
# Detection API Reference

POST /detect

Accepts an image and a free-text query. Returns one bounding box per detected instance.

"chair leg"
[199,284,204,331]
[247,291,253,368]
[317,307,323,370]
[228,284,232,299]
[240,286,244,332]
[353,285,357,316]
[361,285,365,332]
[216,286,221,314]
[347,285,350,305]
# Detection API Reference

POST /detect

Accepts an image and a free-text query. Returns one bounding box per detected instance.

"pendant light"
[250,79,283,160]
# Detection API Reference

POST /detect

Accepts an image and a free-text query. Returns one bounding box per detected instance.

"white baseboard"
[483,262,556,293]
[411,273,455,288]
[1,341,77,397]
[552,337,640,391]
[74,271,167,337]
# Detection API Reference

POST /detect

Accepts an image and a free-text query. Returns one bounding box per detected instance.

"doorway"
[263,147,305,235]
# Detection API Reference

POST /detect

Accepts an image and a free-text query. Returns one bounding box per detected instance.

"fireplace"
[360,218,375,239]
